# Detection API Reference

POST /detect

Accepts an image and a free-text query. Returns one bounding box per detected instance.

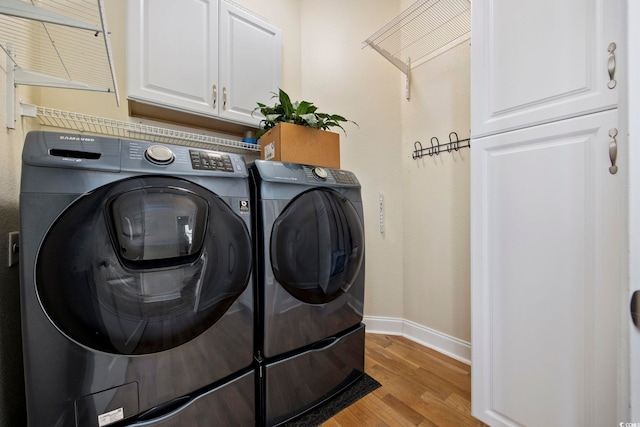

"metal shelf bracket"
[363,0,470,101]
[2,0,120,129]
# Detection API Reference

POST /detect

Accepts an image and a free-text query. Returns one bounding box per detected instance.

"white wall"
[401,42,471,342]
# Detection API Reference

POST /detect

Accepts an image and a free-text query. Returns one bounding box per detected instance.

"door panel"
[471,110,623,426]
[471,0,620,138]
[260,188,365,358]
[270,189,364,304]
[127,0,218,115]
[36,177,252,355]
[218,1,282,125]
[628,0,640,418]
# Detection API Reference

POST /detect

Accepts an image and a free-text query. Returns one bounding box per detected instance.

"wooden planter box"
[259,122,340,168]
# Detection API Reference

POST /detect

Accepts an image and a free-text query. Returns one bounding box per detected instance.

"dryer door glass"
[270,188,364,303]
[36,177,252,355]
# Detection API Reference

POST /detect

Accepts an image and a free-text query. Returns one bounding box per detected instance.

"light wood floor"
[323,334,488,427]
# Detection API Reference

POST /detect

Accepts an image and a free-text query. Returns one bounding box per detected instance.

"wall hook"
[412,141,424,159]
[411,131,471,160]
[449,132,460,151]
[430,137,440,156]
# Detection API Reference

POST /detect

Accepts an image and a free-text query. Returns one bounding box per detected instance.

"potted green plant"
[254,88,356,139]
[253,89,357,168]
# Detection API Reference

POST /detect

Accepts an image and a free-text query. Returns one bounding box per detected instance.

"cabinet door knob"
[223,87,227,110]
[608,128,618,174]
[607,42,617,89]
[212,85,218,109]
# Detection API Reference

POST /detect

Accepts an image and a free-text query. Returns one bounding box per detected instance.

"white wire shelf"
[27,105,260,154]
[0,0,119,102]
[363,0,470,98]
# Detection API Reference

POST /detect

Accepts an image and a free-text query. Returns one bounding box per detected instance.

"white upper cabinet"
[127,0,218,116]
[127,0,282,127]
[218,1,282,125]
[471,0,621,138]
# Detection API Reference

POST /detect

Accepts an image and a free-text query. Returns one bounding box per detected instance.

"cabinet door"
[471,0,621,138]
[127,0,219,116]
[471,110,624,426]
[218,1,282,126]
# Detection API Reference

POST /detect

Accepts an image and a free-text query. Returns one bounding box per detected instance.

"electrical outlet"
[8,231,19,267]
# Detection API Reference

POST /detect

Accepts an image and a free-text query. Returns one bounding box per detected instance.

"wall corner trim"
[363,315,471,365]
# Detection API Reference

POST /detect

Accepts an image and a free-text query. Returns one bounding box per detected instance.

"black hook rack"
[412,132,471,159]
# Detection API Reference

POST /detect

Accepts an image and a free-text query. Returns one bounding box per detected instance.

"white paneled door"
[127,0,219,116]
[471,0,621,138]
[471,109,625,426]
[628,0,640,419]
[218,1,282,126]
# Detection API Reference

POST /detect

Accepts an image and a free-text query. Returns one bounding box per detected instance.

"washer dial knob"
[312,166,328,180]
[145,145,175,165]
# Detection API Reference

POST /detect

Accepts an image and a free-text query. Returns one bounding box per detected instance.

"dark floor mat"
[283,373,381,426]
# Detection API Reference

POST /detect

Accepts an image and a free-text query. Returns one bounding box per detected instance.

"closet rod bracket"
[6,43,14,129]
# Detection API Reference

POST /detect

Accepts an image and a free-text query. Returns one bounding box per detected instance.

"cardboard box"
[259,122,340,168]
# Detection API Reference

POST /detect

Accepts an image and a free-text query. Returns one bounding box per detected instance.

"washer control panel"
[330,169,358,185]
[304,165,357,185]
[189,150,235,172]
[253,161,359,187]
[127,141,245,175]
[24,132,248,176]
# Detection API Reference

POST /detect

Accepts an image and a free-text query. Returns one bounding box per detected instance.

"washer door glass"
[36,177,252,355]
[270,188,364,303]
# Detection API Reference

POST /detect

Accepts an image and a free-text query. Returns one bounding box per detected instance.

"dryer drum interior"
[269,188,364,304]
[35,176,252,355]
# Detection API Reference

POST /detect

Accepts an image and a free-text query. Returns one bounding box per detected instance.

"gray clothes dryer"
[249,160,366,426]
[20,131,255,427]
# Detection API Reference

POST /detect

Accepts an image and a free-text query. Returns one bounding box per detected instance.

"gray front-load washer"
[20,131,255,426]
[249,160,366,426]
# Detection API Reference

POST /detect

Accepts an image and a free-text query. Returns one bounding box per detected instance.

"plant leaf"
[278,88,294,118]
[295,100,314,115]
[265,114,282,123]
[299,113,319,127]
[328,114,347,122]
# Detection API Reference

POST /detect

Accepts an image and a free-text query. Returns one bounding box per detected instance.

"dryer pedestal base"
[263,324,365,427]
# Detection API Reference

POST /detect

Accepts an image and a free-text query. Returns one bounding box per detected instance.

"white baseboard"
[363,315,471,365]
